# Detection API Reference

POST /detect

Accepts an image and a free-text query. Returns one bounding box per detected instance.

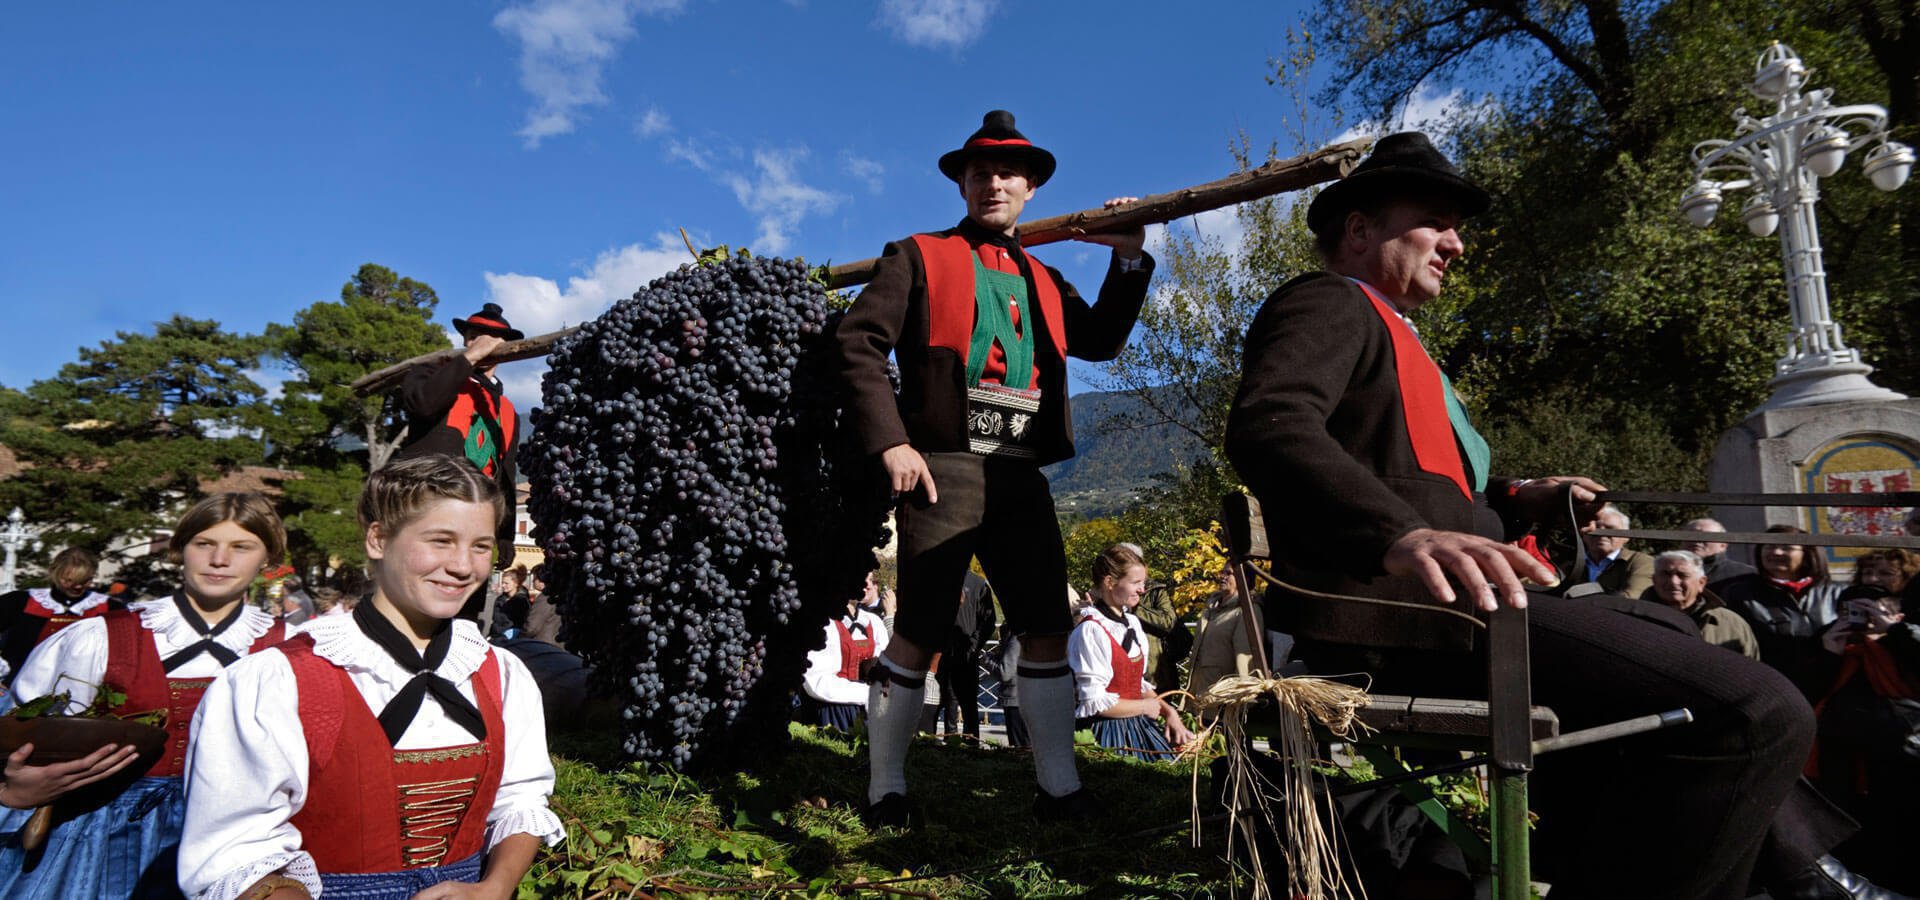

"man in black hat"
[1225,133,1887,899]
[396,301,524,560]
[836,110,1152,826]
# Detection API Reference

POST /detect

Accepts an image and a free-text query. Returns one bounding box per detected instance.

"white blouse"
[177,613,566,900]
[11,596,281,709]
[800,609,890,706]
[1067,609,1155,719]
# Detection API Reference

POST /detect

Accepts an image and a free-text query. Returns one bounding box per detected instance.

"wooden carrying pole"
[351,138,1371,397]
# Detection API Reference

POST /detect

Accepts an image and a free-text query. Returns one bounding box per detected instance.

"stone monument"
[1682,45,1918,570]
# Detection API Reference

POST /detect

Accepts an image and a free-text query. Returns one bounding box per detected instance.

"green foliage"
[529,723,1231,898]
[0,316,267,574]
[264,264,450,571]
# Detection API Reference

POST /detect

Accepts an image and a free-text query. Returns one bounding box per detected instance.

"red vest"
[833,617,875,683]
[282,634,507,873]
[1094,620,1147,701]
[911,233,1067,387]
[103,607,288,778]
[24,589,111,646]
[1353,281,1471,500]
[446,380,517,479]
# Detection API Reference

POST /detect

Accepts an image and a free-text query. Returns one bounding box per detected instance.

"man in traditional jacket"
[396,303,524,623]
[836,110,1151,827]
[1224,132,1888,899]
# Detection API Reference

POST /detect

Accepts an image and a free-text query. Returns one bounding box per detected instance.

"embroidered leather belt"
[965,384,1042,459]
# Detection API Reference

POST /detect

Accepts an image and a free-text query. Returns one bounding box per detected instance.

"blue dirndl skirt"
[814,701,864,732]
[0,775,187,899]
[1088,715,1176,762]
[320,851,484,899]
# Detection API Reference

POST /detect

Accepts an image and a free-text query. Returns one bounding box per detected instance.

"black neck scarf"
[161,594,246,672]
[1092,601,1137,653]
[353,601,486,744]
[843,609,867,638]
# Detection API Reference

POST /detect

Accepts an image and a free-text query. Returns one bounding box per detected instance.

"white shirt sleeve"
[1068,619,1118,719]
[10,617,109,711]
[486,649,566,850]
[177,650,321,900]
[801,620,867,706]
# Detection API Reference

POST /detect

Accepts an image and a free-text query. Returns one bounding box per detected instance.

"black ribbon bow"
[161,595,245,672]
[1092,602,1138,654]
[353,602,487,744]
[844,615,868,638]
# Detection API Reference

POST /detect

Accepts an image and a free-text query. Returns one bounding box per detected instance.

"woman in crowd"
[1719,524,1843,688]
[799,574,890,731]
[1854,547,1918,605]
[1804,577,1919,894]
[0,493,293,898]
[492,565,531,639]
[0,547,116,685]
[178,455,563,900]
[1067,544,1195,761]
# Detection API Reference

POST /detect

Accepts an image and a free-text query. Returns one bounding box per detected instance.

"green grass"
[524,723,1238,898]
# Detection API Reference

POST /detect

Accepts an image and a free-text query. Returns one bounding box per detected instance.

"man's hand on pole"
[462,334,506,372]
[881,444,937,503]
[1384,528,1558,612]
[1072,197,1146,261]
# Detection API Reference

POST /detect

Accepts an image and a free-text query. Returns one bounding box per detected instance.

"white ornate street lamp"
[1681,43,1913,412]
[0,507,41,593]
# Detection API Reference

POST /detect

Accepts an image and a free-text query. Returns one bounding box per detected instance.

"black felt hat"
[938,110,1057,188]
[1305,132,1491,233]
[451,302,525,341]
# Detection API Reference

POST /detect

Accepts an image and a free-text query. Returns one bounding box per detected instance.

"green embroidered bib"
[965,256,1035,390]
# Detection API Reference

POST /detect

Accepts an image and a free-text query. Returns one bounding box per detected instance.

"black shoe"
[862,792,921,831]
[1774,855,1915,900]
[1033,787,1101,823]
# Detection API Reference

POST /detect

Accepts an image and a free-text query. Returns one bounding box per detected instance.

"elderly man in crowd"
[1644,550,1761,659]
[1224,131,1885,899]
[1683,517,1758,587]
[1565,503,1654,598]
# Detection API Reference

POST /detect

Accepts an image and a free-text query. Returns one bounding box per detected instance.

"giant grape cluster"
[522,252,890,770]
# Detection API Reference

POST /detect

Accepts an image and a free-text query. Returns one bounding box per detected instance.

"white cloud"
[493,0,686,148]
[720,147,845,254]
[842,152,885,191]
[666,137,714,171]
[1146,204,1252,263]
[482,233,698,403]
[634,105,672,139]
[877,0,999,51]
[1331,86,1480,146]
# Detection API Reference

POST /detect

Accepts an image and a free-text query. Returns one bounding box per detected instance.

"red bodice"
[282,634,507,873]
[103,607,287,778]
[1100,623,1147,701]
[833,617,875,683]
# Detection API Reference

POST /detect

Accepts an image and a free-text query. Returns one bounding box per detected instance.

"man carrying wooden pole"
[835,110,1150,828]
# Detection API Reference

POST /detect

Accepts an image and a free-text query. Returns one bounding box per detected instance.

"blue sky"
[0,1,1458,403]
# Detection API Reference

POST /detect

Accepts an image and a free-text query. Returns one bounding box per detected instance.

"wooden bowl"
[0,714,167,768]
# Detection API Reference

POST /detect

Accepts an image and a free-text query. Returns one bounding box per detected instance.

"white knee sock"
[866,656,926,804]
[1016,663,1082,798]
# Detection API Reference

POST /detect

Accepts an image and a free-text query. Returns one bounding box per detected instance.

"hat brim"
[939,144,1056,188]
[1306,167,1491,233]
[453,319,526,342]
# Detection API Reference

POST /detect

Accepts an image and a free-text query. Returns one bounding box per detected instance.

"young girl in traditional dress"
[1067,544,1195,761]
[800,574,890,731]
[0,492,293,898]
[0,546,117,685]
[178,455,563,900]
